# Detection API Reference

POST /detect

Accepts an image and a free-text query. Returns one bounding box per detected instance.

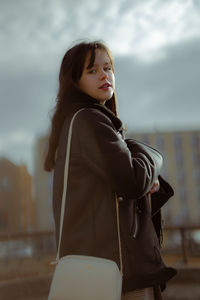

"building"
[128,129,200,226]
[0,157,35,233]
[33,136,54,231]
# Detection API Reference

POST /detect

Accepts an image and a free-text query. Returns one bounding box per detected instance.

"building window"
[197,187,200,209]
[190,133,200,213]
[155,135,165,152]
[193,168,200,182]
[174,134,182,148]
[191,133,199,148]
[0,212,8,229]
[176,170,185,185]
[0,176,11,191]
[191,134,200,164]
[173,134,184,169]
[141,134,150,145]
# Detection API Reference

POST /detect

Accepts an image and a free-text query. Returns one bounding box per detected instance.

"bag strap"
[53,108,123,276]
[115,193,123,275]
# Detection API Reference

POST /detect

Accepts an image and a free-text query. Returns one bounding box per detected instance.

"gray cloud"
[115,37,200,131]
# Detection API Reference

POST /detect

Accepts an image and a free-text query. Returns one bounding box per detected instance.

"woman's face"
[78,49,115,105]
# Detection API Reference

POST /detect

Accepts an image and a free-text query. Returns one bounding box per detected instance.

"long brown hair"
[44,40,118,172]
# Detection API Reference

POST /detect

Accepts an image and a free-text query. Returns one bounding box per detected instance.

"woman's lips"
[99,83,112,89]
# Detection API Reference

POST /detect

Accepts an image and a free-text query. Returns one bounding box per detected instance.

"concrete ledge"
[0,268,200,300]
[163,268,200,300]
[0,274,52,300]
[163,283,200,300]
[169,267,200,283]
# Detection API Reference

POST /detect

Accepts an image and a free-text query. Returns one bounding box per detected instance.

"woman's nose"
[99,69,108,80]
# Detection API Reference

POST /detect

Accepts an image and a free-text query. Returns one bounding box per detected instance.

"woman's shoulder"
[67,102,123,133]
[74,106,114,127]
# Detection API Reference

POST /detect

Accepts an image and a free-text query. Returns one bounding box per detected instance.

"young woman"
[44,41,176,300]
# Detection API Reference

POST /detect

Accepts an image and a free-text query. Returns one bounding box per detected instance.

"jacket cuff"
[151,175,174,216]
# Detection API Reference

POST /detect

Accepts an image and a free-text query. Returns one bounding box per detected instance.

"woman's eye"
[104,66,112,71]
[88,69,96,74]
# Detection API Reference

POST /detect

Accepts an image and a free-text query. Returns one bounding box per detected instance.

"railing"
[0,230,54,240]
[0,225,199,264]
[163,225,200,264]
[0,230,54,241]
[0,230,56,260]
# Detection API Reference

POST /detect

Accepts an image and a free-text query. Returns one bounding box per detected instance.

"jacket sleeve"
[151,175,174,216]
[75,108,163,200]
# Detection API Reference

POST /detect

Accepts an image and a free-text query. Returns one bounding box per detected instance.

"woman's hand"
[149,178,160,194]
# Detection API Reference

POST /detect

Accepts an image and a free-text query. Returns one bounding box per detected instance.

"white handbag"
[48,108,123,300]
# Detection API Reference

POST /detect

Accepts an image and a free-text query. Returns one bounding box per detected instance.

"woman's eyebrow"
[87,62,111,69]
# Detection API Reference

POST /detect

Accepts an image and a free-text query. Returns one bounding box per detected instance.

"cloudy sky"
[1,0,200,174]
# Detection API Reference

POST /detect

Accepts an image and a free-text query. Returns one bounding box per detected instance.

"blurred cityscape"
[0,128,200,299]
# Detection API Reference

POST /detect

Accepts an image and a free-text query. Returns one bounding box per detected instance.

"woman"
[44,40,176,299]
